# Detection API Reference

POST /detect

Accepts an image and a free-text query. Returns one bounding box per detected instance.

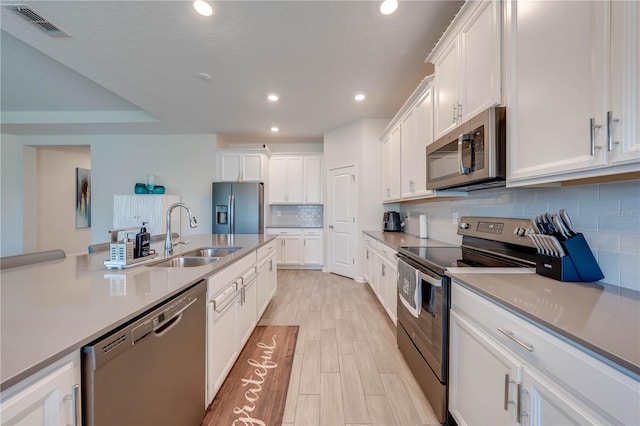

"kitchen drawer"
[363,233,376,247]
[303,229,322,237]
[376,241,397,265]
[257,239,277,261]
[452,282,640,425]
[265,228,302,236]
[207,254,256,300]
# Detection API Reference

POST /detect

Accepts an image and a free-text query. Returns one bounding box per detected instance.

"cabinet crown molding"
[380,74,434,140]
[425,0,487,64]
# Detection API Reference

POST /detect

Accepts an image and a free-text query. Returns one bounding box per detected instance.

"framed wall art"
[76,167,91,228]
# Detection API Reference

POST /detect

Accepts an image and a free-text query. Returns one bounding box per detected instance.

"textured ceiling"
[0,1,463,141]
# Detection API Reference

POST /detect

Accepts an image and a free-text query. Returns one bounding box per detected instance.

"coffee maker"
[382,211,403,232]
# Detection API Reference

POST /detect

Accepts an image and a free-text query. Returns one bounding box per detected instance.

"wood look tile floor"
[258,270,439,426]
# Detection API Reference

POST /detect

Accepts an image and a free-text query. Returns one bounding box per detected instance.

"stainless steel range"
[396,217,537,424]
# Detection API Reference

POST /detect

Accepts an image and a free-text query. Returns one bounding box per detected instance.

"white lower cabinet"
[302,229,322,266]
[206,253,256,405]
[450,282,639,426]
[450,310,519,426]
[266,228,323,268]
[377,249,398,326]
[256,239,278,318]
[238,266,258,348]
[0,352,81,426]
[363,235,377,294]
[361,234,397,326]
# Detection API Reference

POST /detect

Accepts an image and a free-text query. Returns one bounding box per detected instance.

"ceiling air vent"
[4,5,70,37]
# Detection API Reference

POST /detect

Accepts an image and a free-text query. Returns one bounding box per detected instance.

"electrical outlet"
[277,211,282,217]
[452,211,459,225]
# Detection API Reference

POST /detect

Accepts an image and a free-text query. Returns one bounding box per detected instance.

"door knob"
[329,225,334,229]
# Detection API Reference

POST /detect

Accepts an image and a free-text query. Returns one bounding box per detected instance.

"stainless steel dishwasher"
[82,280,206,426]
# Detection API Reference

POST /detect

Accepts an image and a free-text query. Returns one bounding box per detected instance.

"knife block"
[535,233,604,282]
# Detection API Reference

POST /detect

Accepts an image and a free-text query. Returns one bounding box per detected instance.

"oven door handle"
[416,269,442,288]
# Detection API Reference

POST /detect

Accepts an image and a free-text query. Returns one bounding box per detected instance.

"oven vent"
[102,334,127,354]
[4,5,70,37]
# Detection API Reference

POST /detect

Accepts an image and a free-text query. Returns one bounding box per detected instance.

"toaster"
[383,211,403,232]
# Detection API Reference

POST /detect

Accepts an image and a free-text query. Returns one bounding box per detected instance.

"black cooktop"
[398,216,540,274]
[399,244,536,275]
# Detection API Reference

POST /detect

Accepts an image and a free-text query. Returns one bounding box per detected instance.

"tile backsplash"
[270,205,323,227]
[399,180,640,290]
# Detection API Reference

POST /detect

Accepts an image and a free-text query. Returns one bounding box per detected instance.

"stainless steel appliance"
[212,182,264,234]
[396,217,537,424]
[426,106,506,191]
[382,211,403,232]
[82,281,206,426]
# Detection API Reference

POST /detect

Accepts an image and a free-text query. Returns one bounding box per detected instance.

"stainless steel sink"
[184,247,242,258]
[149,257,219,268]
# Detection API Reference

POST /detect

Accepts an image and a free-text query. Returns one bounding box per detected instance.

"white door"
[328,166,356,278]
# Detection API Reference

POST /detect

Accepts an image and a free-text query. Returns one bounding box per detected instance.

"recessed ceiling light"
[198,72,212,81]
[193,0,214,16]
[379,0,398,15]
[354,94,366,101]
[270,127,279,132]
[267,94,279,102]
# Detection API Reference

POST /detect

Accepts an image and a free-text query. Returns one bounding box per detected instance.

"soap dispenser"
[135,222,151,258]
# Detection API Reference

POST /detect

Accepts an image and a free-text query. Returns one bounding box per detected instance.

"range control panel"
[457,216,536,247]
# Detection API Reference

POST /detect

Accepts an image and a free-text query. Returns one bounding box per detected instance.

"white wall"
[399,180,640,291]
[323,118,387,279]
[35,147,91,255]
[1,133,217,256]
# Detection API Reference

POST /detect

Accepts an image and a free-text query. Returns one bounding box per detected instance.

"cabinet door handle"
[453,104,457,124]
[497,327,534,352]
[504,373,516,411]
[517,382,522,423]
[607,110,620,151]
[590,118,602,155]
[458,103,462,120]
[64,384,80,426]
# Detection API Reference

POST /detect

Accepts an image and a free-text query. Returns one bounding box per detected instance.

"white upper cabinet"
[431,0,502,140]
[433,40,461,138]
[269,155,322,204]
[216,150,269,182]
[304,156,323,204]
[382,125,402,202]
[608,1,640,166]
[401,86,435,200]
[506,0,640,185]
[400,108,417,198]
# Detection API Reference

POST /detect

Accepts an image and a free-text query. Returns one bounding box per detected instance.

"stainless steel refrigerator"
[212,182,264,234]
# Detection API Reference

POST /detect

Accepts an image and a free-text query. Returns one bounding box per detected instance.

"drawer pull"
[497,327,534,352]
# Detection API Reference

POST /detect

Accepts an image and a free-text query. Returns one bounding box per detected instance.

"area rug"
[202,325,299,426]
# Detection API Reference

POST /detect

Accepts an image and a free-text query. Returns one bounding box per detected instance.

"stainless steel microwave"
[426,106,506,191]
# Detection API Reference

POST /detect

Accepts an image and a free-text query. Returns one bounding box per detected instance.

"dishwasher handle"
[151,296,199,338]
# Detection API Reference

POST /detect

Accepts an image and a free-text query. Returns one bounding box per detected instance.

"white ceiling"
[0,0,463,142]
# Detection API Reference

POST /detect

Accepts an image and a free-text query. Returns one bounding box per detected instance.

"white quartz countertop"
[447,269,640,377]
[0,234,275,390]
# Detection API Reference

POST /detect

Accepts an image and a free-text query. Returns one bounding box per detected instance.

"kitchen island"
[0,233,276,391]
